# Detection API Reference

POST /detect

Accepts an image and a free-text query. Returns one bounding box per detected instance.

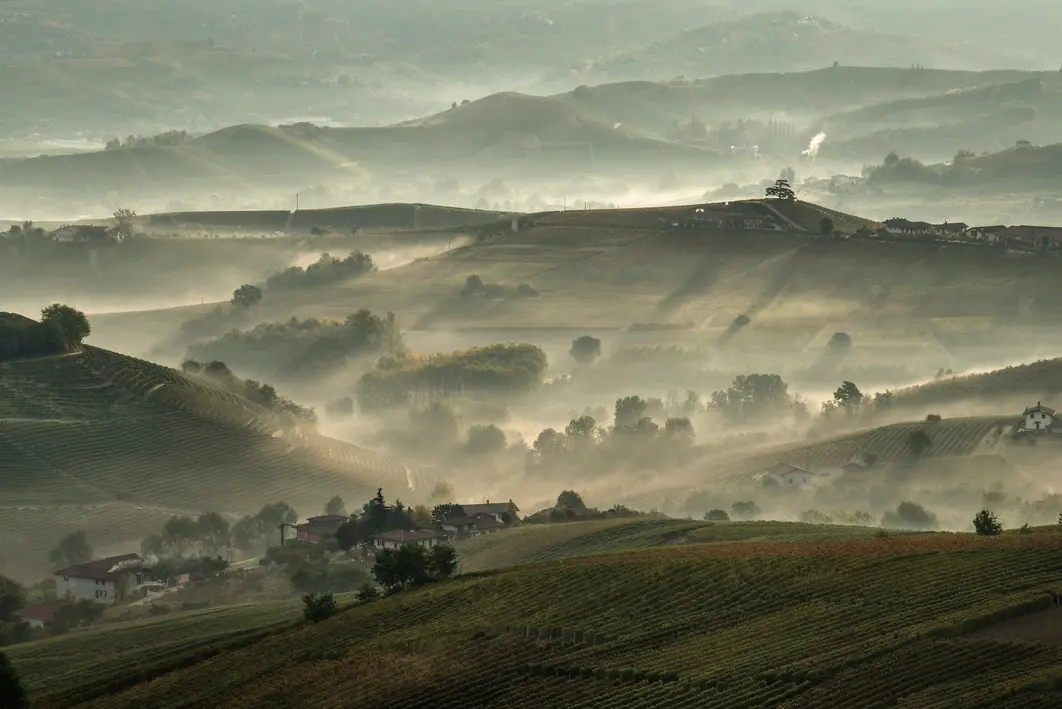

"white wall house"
[764,462,817,488]
[369,529,449,551]
[54,553,147,605]
[1022,402,1060,433]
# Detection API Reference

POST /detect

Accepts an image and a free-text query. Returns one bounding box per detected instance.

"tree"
[819,217,834,236]
[0,650,28,709]
[827,332,852,354]
[335,522,361,552]
[325,496,346,516]
[569,335,602,365]
[907,430,932,457]
[40,303,91,345]
[231,284,262,309]
[663,417,695,445]
[731,501,761,520]
[429,481,455,503]
[196,512,231,555]
[462,274,485,296]
[427,545,458,579]
[556,490,587,511]
[162,516,201,557]
[779,166,796,184]
[881,501,938,530]
[705,509,730,521]
[833,381,863,415]
[112,208,136,237]
[972,509,1003,536]
[0,575,25,621]
[710,374,791,424]
[431,503,465,523]
[50,530,92,569]
[614,396,648,429]
[466,424,506,455]
[302,592,338,622]
[411,505,432,527]
[765,179,795,201]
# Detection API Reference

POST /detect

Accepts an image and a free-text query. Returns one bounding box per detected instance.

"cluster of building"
[291,500,519,555]
[879,219,1062,247]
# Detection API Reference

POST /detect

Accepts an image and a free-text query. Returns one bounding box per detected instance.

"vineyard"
[0,346,416,580]
[17,532,1062,708]
[456,518,897,572]
[891,357,1062,411]
[714,416,1013,484]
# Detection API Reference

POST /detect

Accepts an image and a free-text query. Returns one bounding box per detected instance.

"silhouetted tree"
[556,490,587,511]
[112,208,136,237]
[466,424,506,454]
[0,650,28,709]
[427,545,458,579]
[973,509,1003,536]
[431,504,465,523]
[231,284,263,309]
[765,179,795,200]
[0,575,25,622]
[569,335,602,365]
[663,417,695,445]
[731,501,761,520]
[302,592,338,622]
[40,303,90,345]
[907,430,932,457]
[705,509,730,521]
[833,381,864,415]
[335,522,360,552]
[881,501,938,529]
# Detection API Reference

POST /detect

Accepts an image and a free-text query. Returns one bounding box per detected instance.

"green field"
[0,346,415,581]
[12,528,1062,708]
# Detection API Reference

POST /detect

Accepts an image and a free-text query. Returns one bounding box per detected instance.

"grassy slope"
[16,529,1062,708]
[0,346,413,581]
[892,358,1062,413]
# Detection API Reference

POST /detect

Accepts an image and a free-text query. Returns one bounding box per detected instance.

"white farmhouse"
[1022,402,1060,433]
[369,529,449,551]
[54,552,147,605]
[765,462,817,488]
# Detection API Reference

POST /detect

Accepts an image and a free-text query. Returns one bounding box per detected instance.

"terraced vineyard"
[713,416,1013,484]
[19,532,1062,708]
[0,347,417,580]
[456,518,897,572]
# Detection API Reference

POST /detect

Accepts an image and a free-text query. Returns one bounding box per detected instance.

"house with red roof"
[14,600,71,628]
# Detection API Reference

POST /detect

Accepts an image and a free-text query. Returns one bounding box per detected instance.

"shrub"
[302,592,339,622]
[355,582,380,602]
[881,501,938,530]
[705,509,730,521]
[266,251,375,290]
[972,509,1003,536]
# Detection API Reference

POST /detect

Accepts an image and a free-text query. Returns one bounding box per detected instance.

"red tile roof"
[15,600,71,624]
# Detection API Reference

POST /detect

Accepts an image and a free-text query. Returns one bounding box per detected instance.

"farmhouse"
[964,225,1006,242]
[461,500,520,523]
[881,218,935,236]
[13,600,69,628]
[369,529,450,551]
[54,553,148,605]
[765,462,816,487]
[294,514,349,543]
[1021,402,1061,433]
[49,225,119,244]
[439,513,505,539]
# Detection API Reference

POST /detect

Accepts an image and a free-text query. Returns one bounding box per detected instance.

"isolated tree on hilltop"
[50,530,92,569]
[765,178,795,201]
[112,208,136,238]
[833,381,863,416]
[231,284,263,309]
[40,303,90,345]
[569,335,602,365]
[972,509,1003,536]
[556,490,587,511]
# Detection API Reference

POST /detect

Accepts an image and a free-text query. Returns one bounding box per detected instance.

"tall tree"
[196,512,231,555]
[231,284,263,309]
[0,650,28,709]
[0,575,26,621]
[832,381,864,415]
[50,530,92,569]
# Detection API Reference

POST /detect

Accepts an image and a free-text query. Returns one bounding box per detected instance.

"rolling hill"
[0,344,418,581]
[11,526,1062,708]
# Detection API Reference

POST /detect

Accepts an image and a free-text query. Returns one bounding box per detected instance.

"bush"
[881,501,938,530]
[972,509,1003,536]
[302,592,339,622]
[355,582,380,602]
[731,501,761,520]
[705,509,730,521]
[266,251,375,290]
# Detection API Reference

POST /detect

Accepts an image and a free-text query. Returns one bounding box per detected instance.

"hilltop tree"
[556,490,587,511]
[972,509,1003,536]
[569,335,602,365]
[40,303,91,345]
[0,650,28,709]
[827,332,852,354]
[765,178,795,201]
[112,208,136,237]
[231,284,263,309]
[50,530,92,569]
[325,496,346,516]
[466,424,506,455]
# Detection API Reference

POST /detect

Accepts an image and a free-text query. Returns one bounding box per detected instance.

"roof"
[766,462,809,476]
[306,515,349,524]
[1023,402,1056,416]
[462,500,520,515]
[54,553,144,581]
[15,600,70,624]
[842,460,868,471]
[473,514,505,531]
[370,529,449,543]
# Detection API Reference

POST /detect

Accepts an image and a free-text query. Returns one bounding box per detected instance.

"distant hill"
[0,345,418,581]
[578,11,1033,84]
